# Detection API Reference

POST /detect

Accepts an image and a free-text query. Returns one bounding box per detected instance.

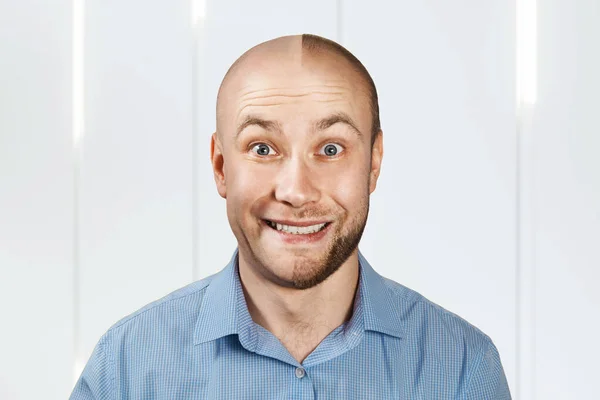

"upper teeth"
[267,221,327,235]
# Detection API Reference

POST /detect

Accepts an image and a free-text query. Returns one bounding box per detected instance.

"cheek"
[319,163,370,206]
[227,163,274,209]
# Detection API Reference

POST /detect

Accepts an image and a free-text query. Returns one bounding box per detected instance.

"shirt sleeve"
[465,339,512,400]
[69,334,114,400]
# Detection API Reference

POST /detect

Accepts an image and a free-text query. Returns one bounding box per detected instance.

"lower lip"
[263,220,332,244]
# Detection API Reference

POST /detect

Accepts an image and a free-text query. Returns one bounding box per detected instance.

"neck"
[237,249,360,359]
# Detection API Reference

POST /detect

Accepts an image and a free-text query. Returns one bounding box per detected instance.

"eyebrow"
[235,116,282,137]
[315,112,363,137]
[235,112,363,138]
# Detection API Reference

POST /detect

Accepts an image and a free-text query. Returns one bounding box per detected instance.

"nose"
[274,157,321,208]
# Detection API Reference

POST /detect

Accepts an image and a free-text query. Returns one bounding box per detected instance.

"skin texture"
[210,35,384,363]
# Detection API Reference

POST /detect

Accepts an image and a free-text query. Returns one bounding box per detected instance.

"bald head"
[216,34,380,146]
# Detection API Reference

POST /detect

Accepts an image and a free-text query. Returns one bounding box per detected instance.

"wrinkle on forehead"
[237,84,349,100]
[234,97,354,130]
[216,36,367,139]
[234,86,349,117]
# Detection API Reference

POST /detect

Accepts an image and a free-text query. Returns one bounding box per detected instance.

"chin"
[262,249,336,289]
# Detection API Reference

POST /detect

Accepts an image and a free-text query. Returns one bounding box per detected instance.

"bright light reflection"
[517,0,537,106]
[73,0,84,149]
[191,0,206,26]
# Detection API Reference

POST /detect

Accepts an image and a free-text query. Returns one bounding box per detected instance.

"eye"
[250,143,276,156]
[319,143,344,157]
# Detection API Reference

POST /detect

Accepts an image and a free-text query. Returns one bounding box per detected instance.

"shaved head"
[216,34,381,147]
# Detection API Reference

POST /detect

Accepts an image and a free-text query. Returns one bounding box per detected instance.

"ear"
[369,130,384,194]
[210,132,227,198]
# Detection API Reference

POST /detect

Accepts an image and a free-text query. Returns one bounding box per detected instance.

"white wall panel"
[0,1,74,399]
[342,0,517,392]
[4,0,598,396]
[196,0,338,276]
[534,1,600,398]
[79,0,194,366]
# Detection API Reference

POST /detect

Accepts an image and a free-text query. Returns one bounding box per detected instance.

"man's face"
[212,48,383,290]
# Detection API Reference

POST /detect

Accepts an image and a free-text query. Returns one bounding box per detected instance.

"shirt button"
[295,367,305,379]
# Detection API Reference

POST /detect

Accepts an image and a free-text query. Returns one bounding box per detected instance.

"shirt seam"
[98,332,116,400]
[415,296,489,339]
[106,282,211,334]
[462,337,491,399]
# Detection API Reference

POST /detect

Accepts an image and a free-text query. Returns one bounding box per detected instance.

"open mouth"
[263,219,331,235]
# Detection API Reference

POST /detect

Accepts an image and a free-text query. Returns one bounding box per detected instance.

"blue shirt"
[71,248,511,399]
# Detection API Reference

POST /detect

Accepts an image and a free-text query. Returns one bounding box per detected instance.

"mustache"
[267,209,335,221]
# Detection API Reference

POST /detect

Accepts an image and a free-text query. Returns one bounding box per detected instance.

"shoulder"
[382,277,490,341]
[103,271,220,339]
[380,275,494,372]
[378,276,505,392]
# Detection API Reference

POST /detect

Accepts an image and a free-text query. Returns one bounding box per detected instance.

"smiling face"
[211,36,383,290]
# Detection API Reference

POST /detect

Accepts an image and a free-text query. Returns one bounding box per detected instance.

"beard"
[287,206,369,290]
[235,195,370,291]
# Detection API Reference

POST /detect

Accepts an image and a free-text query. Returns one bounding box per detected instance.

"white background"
[0,0,598,399]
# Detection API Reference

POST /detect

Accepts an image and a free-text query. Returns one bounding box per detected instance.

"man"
[71,34,511,399]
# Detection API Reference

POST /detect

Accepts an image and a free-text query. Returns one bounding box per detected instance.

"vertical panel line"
[516,0,537,398]
[336,0,343,44]
[191,0,205,282]
[72,0,85,385]
[192,12,198,283]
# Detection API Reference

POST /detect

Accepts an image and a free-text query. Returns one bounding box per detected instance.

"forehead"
[217,50,371,135]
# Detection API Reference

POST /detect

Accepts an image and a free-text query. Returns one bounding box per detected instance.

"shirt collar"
[194,248,404,346]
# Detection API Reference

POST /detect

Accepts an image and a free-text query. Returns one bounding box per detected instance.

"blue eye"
[251,143,275,156]
[319,143,343,157]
